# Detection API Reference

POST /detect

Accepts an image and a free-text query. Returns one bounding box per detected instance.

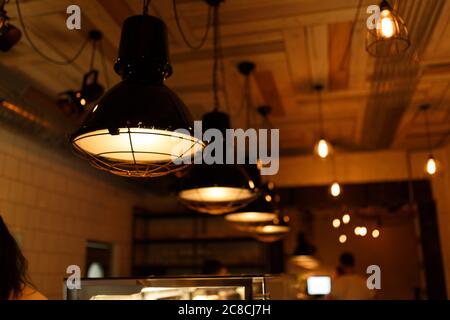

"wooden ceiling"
[2,0,450,155]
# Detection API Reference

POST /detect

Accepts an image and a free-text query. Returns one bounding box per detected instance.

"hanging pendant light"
[421,104,439,176]
[71,4,203,178]
[225,182,279,229]
[177,2,258,214]
[291,232,319,269]
[253,215,291,243]
[58,31,104,117]
[366,0,410,57]
[0,1,21,52]
[313,84,332,159]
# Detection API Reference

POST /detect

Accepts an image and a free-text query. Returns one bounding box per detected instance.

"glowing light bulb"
[425,157,437,176]
[316,139,330,159]
[354,227,360,236]
[332,219,341,228]
[342,214,350,224]
[330,182,341,197]
[372,229,380,238]
[380,10,395,38]
[80,98,87,106]
[359,227,367,237]
[339,235,347,244]
[265,194,272,202]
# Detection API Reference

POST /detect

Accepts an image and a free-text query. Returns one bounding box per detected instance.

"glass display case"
[64,275,294,300]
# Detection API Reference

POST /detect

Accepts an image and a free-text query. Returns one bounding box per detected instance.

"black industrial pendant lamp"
[0,0,22,52]
[366,0,410,57]
[177,0,258,215]
[253,215,291,243]
[291,232,320,270]
[225,182,278,229]
[71,1,203,178]
[57,30,104,117]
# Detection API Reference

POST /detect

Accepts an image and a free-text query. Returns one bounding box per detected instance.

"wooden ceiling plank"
[305,24,329,87]
[254,70,285,117]
[283,27,311,92]
[328,21,352,91]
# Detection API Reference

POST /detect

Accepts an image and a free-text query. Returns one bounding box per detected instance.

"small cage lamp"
[366,0,410,57]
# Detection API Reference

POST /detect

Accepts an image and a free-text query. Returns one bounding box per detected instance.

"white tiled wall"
[0,127,142,299]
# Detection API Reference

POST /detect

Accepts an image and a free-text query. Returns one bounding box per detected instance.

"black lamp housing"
[0,7,22,52]
[71,14,201,178]
[177,110,260,215]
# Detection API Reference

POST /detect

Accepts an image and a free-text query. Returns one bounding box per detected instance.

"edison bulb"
[330,182,341,197]
[372,229,380,238]
[80,98,87,106]
[342,214,350,224]
[425,157,437,176]
[332,219,341,228]
[339,235,347,244]
[354,227,360,236]
[379,10,395,38]
[316,139,330,159]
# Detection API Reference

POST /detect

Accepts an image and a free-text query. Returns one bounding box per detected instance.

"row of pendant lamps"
[65,0,416,234]
[69,1,289,240]
[68,0,415,180]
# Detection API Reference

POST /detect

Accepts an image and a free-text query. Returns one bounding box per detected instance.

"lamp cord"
[15,0,90,66]
[143,0,151,15]
[173,0,212,50]
[339,0,363,71]
[99,41,111,89]
[212,4,220,112]
[424,107,433,155]
[316,86,325,138]
[89,38,97,71]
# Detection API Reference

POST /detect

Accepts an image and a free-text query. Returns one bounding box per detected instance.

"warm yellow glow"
[332,219,341,228]
[379,10,395,38]
[426,157,437,176]
[179,187,255,203]
[255,225,290,235]
[283,216,290,223]
[291,255,320,270]
[372,229,380,238]
[359,227,367,237]
[316,139,330,159]
[354,227,361,236]
[73,128,203,163]
[339,234,347,244]
[248,180,255,189]
[265,194,272,202]
[330,182,341,197]
[342,214,350,224]
[225,212,277,223]
[267,181,275,190]
[80,98,87,106]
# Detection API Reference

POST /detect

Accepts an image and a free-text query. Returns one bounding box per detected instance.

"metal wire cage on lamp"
[71,14,203,178]
[253,215,291,243]
[366,0,410,57]
[225,182,279,231]
[178,161,260,215]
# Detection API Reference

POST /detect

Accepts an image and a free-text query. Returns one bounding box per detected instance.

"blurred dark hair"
[201,259,224,275]
[0,216,29,300]
[339,252,355,268]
